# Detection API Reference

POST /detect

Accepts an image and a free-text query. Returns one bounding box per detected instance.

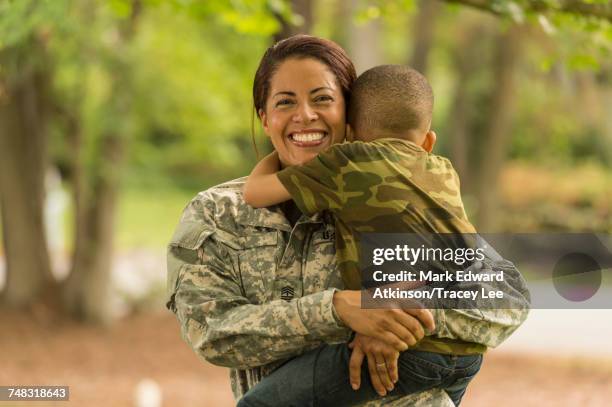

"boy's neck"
[354,130,424,145]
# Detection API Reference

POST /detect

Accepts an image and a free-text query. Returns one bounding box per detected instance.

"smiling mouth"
[289,131,328,147]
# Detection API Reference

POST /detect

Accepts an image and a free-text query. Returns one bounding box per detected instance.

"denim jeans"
[238,343,483,407]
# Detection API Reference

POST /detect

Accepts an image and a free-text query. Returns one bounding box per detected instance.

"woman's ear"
[258,109,269,136]
[421,130,437,153]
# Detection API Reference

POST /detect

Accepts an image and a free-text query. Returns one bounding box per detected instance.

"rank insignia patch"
[281,286,295,301]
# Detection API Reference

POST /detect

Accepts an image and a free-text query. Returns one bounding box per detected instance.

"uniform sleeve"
[276,142,373,216]
[430,250,531,348]
[167,200,351,370]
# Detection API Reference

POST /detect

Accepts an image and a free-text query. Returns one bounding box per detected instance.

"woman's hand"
[333,290,435,351]
[348,333,399,397]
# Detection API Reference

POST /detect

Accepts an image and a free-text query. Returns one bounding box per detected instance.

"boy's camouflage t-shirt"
[276,138,476,290]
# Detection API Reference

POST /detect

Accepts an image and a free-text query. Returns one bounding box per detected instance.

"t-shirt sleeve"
[276,142,382,216]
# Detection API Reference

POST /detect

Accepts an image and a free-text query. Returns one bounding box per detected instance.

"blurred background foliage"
[0,0,611,320]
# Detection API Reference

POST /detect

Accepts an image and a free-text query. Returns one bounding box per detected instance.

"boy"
[241,65,483,406]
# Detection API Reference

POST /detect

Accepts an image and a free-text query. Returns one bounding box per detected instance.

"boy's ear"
[258,109,270,136]
[421,130,437,153]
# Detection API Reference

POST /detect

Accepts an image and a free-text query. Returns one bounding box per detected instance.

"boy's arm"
[243,152,291,207]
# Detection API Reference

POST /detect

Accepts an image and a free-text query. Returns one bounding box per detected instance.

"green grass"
[0,184,205,253]
[115,186,199,249]
[0,184,205,259]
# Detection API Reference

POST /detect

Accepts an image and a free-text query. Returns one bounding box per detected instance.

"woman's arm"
[243,152,291,207]
[429,252,531,348]
[170,239,436,368]
[169,235,350,370]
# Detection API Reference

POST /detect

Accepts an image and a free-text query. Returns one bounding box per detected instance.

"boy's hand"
[348,334,399,397]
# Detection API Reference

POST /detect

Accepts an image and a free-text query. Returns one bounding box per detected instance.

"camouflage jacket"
[277,138,476,290]
[166,177,530,405]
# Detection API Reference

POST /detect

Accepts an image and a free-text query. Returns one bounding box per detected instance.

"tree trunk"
[61,0,141,323]
[447,26,486,189]
[0,41,56,306]
[410,0,442,73]
[330,0,352,49]
[62,135,122,324]
[273,0,313,42]
[475,25,522,231]
[447,68,470,187]
[347,5,382,74]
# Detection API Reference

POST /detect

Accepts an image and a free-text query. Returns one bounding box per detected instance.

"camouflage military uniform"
[277,138,476,291]
[166,177,530,406]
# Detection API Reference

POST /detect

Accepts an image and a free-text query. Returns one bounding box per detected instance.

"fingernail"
[351,383,358,390]
[379,391,386,397]
[387,385,394,391]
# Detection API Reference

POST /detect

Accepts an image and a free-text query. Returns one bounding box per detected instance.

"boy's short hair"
[347,65,433,136]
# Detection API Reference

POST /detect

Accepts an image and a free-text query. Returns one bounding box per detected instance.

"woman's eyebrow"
[310,86,334,94]
[272,91,295,98]
[272,87,334,98]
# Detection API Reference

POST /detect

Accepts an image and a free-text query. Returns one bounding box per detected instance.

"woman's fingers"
[380,331,410,352]
[349,344,365,390]
[381,318,418,349]
[385,353,399,384]
[366,353,387,397]
[403,307,435,332]
[393,311,425,343]
[374,355,394,392]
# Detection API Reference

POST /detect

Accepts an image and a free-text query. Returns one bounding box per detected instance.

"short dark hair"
[253,35,356,115]
[347,65,433,137]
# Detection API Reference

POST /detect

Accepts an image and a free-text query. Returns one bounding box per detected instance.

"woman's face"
[259,57,346,167]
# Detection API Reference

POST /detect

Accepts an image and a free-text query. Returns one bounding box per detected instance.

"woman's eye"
[314,95,333,103]
[275,99,294,107]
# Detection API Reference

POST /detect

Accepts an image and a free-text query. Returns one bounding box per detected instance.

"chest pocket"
[305,224,344,292]
[237,230,279,304]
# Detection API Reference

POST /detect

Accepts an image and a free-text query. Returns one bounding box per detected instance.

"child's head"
[347,65,436,151]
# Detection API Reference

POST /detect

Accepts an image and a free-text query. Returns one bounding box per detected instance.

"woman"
[166,35,529,406]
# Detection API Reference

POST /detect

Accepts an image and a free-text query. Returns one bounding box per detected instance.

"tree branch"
[443,0,612,22]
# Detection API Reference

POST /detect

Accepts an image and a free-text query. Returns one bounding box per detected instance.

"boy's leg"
[236,344,320,407]
[395,350,482,406]
[238,343,383,407]
[239,343,474,407]
[440,355,483,406]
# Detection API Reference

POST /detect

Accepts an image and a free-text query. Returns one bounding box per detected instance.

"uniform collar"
[235,201,327,231]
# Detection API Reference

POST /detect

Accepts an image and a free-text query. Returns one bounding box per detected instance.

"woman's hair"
[251,35,356,156]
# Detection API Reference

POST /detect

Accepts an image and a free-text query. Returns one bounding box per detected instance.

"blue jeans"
[238,343,483,407]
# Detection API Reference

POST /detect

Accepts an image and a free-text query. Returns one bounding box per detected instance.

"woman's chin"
[290,150,322,165]
[285,142,334,165]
